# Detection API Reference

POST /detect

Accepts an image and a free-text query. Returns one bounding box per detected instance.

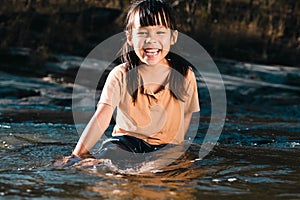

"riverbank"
[0,1,299,67]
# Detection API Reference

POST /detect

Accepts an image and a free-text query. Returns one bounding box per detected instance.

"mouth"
[144,48,161,58]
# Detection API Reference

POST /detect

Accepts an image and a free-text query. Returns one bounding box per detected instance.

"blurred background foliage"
[0,0,299,66]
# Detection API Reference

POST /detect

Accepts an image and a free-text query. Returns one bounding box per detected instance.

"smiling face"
[127,12,178,67]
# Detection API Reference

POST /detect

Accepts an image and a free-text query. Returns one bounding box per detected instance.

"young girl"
[69,0,199,164]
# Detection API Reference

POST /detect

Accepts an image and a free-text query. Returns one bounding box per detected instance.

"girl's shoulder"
[111,63,128,73]
[108,63,128,78]
[185,66,197,81]
[103,63,128,86]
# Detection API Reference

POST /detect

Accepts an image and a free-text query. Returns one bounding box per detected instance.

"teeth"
[145,49,159,53]
[144,48,160,58]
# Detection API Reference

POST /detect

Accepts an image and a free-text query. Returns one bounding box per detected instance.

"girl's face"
[127,12,178,67]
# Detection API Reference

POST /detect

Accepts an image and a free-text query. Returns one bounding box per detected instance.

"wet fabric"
[98,135,166,155]
[95,135,166,161]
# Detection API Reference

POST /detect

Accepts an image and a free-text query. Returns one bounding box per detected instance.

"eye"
[137,31,148,36]
[157,31,166,34]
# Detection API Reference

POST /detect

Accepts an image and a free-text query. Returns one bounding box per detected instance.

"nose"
[145,32,157,44]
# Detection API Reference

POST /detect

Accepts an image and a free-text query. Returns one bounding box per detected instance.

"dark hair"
[121,0,189,103]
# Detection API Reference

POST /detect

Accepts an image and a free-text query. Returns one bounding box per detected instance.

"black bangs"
[139,1,171,28]
[127,0,176,30]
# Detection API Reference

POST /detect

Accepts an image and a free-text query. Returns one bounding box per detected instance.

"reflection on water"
[1,121,299,199]
[0,52,300,199]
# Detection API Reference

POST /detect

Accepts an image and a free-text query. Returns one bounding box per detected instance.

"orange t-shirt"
[98,63,200,145]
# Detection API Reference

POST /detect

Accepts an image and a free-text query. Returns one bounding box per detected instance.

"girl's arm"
[72,103,114,157]
[184,112,193,134]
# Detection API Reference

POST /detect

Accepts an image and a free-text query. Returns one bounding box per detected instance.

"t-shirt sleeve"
[184,68,200,114]
[97,65,123,109]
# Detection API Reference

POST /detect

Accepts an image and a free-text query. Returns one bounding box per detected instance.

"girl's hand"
[52,155,82,167]
[62,155,83,167]
[54,152,94,167]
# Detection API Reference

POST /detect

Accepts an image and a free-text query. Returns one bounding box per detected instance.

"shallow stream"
[0,50,299,199]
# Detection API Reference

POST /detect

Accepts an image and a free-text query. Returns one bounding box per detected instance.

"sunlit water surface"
[0,53,300,199]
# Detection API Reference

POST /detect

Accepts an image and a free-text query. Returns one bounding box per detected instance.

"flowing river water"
[0,49,300,199]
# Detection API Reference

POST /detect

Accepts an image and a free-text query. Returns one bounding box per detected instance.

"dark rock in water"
[0,71,42,99]
[0,47,36,76]
[0,47,111,120]
[0,50,108,123]
[0,108,74,123]
[212,59,300,119]
[0,47,56,77]
[0,87,40,99]
[286,71,300,87]
[0,70,75,109]
[0,47,110,87]
[43,57,82,83]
